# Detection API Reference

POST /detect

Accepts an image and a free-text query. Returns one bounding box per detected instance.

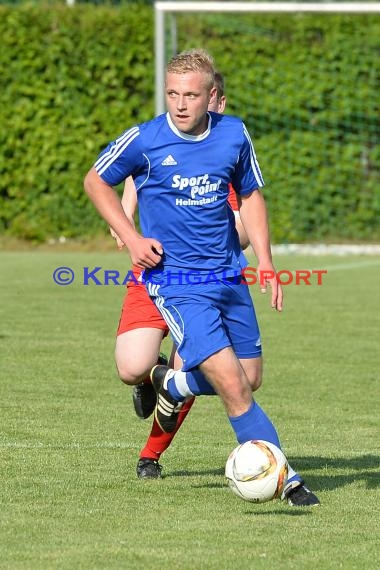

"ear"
[218,95,226,113]
[209,86,218,104]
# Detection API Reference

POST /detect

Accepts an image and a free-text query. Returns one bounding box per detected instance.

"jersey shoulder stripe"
[243,124,264,187]
[95,126,139,176]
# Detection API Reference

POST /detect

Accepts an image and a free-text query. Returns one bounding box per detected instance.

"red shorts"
[227,183,239,211]
[117,266,169,336]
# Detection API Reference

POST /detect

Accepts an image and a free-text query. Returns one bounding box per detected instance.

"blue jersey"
[95,112,264,278]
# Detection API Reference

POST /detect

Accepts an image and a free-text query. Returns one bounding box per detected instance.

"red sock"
[142,374,151,384]
[139,397,195,460]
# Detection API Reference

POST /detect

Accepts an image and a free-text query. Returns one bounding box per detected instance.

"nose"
[176,95,187,111]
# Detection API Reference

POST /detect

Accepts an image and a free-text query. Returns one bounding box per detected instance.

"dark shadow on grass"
[191,481,227,489]
[287,454,379,492]
[164,454,379,493]
[165,467,225,478]
[243,509,311,517]
[188,484,316,515]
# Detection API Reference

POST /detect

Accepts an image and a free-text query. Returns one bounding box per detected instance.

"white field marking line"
[0,442,140,449]
[272,244,380,255]
[287,259,380,275]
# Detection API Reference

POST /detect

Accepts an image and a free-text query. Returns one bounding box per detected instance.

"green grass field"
[1,249,379,569]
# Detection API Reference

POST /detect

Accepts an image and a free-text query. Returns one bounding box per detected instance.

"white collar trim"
[166,112,211,141]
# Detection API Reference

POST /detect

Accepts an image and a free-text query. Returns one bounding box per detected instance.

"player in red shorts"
[112,73,249,478]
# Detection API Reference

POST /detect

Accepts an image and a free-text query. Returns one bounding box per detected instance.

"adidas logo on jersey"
[161,154,178,166]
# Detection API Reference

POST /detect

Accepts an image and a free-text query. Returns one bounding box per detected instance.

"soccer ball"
[225,440,288,503]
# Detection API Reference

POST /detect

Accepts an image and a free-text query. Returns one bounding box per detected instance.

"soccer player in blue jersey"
[84,49,319,506]
[111,73,248,478]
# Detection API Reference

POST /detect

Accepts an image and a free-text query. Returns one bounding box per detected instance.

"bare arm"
[110,176,138,249]
[233,194,250,250]
[84,167,163,268]
[235,218,249,250]
[121,176,138,223]
[239,190,283,311]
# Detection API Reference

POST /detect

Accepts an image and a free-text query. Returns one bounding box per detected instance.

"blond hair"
[166,49,215,90]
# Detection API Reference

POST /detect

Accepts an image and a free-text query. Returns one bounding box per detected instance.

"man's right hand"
[129,236,164,269]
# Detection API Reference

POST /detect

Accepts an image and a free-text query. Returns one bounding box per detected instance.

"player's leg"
[150,281,280,445]
[116,327,167,423]
[237,338,319,504]
[115,327,165,385]
[238,357,262,392]
[116,278,197,477]
[199,348,282,447]
[150,356,261,404]
[116,276,170,418]
[144,355,260,475]
[150,280,319,505]
[152,357,319,503]
[213,283,319,505]
[137,345,196,478]
[153,347,281,446]
[137,397,195,478]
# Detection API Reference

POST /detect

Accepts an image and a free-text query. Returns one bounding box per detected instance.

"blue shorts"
[147,278,261,371]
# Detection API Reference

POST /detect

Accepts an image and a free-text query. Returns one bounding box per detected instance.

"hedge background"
[0,3,379,243]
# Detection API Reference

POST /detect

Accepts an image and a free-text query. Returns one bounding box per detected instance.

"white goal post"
[154,1,380,115]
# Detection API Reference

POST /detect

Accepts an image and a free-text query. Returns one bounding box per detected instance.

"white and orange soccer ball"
[225,440,288,503]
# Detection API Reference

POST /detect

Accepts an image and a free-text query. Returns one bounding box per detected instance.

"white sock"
[172,370,195,398]
[287,465,297,480]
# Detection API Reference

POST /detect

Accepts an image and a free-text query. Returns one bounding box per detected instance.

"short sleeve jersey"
[95,112,264,277]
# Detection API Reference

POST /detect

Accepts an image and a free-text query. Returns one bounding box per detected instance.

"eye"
[167,91,177,98]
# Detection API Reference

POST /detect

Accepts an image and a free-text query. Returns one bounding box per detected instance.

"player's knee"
[116,367,133,385]
[249,370,263,392]
[115,361,142,385]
